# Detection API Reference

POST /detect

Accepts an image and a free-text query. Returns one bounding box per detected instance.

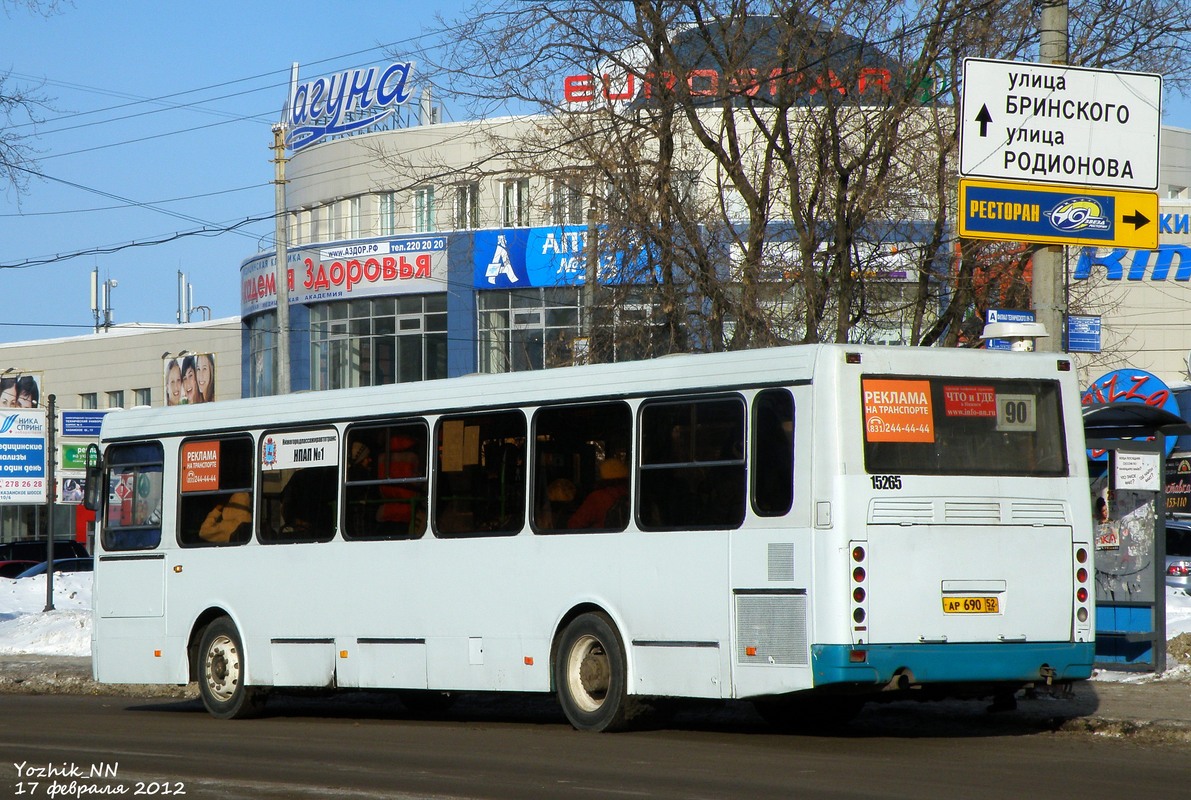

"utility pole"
[43,395,56,613]
[582,206,600,364]
[272,124,292,394]
[1033,0,1069,352]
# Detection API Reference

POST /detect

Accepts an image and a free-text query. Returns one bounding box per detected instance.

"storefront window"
[248,313,277,398]
[477,287,669,374]
[310,295,447,390]
[477,288,583,374]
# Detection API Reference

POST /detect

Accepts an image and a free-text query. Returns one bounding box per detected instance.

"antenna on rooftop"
[91,267,117,333]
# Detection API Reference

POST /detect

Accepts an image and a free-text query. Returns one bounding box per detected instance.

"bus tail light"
[850,542,868,639]
[1073,546,1092,634]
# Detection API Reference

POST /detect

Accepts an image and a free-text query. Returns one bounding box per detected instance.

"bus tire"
[555,612,635,732]
[198,617,264,719]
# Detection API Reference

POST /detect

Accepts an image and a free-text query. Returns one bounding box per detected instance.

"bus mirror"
[82,443,104,512]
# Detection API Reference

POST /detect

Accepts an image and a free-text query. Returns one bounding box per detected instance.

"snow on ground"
[0,573,92,657]
[1,573,1189,676]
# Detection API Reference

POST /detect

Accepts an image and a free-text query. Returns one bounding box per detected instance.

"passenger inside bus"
[568,458,630,529]
[279,466,337,540]
[198,492,253,543]
[376,434,426,535]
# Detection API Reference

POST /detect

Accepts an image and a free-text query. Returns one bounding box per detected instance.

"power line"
[0,213,274,270]
[0,182,267,217]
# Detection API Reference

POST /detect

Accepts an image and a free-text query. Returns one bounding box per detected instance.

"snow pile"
[0,573,92,657]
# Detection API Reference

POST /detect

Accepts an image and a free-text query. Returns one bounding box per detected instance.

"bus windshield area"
[861,375,1067,477]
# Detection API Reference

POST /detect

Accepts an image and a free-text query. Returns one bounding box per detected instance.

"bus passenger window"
[752,389,794,517]
[344,423,428,539]
[258,428,340,544]
[178,436,254,547]
[434,411,525,537]
[639,396,746,531]
[532,402,632,533]
[101,443,164,552]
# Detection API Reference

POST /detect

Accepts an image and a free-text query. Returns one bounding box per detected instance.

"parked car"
[14,557,94,579]
[1166,520,1191,591]
[0,560,38,579]
[0,540,89,562]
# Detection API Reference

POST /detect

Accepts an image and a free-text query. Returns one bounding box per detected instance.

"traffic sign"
[959,178,1159,249]
[959,58,1162,191]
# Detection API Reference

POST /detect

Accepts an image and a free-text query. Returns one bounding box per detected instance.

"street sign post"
[959,58,1162,192]
[959,178,1159,249]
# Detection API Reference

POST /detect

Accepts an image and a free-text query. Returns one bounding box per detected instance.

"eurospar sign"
[284,61,415,152]
[562,20,926,110]
[562,64,901,107]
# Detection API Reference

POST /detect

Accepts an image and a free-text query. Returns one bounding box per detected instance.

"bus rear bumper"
[811,642,1095,688]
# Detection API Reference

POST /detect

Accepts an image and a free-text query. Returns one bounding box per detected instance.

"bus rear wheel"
[198,617,264,719]
[555,612,635,732]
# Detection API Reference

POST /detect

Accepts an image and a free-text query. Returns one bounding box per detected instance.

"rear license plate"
[942,596,999,614]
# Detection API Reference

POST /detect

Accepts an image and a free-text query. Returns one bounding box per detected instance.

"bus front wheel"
[198,617,264,719]
[555,612,635,732]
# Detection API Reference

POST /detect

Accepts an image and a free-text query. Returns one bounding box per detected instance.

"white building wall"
[0,318,242,410]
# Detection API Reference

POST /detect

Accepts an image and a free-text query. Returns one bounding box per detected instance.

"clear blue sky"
[1,2,1188,345]
[0,0,466,344]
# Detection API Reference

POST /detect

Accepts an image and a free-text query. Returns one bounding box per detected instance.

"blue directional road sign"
[959,178,1158,249]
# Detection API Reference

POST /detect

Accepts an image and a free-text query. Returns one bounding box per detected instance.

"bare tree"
[413,0,1190,353]
[0,0,67,197]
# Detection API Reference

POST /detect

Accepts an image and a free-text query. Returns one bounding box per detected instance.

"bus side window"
[344,423,428,539]
[752,389,794,517]
[639,396,746,531]
[101,443,165,552]
[178,436,254,547]
[258,428,340,544]
[435,411,526,537]
[532,402,632,533]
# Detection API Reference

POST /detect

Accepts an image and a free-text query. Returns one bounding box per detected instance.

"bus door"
[93,443,169,683]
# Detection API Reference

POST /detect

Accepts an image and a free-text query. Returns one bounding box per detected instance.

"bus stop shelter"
[1083,402,1190,672]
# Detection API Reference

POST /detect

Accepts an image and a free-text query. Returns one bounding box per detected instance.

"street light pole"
[1032,0,1069,352]
[272,124,292,395]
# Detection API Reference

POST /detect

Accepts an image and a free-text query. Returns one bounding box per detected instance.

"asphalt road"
[2,690,1188,800]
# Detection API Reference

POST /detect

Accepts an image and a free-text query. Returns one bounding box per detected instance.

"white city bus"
[87,344,1094,731]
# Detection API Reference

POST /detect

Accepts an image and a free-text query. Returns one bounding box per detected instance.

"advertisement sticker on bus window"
[862,379,935,442]
[181,440,221,493]
[943,385,997,417]
[994,394,1037,432]
[261,429,340,470]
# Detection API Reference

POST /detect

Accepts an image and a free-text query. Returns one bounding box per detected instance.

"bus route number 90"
[996,394,1036,432]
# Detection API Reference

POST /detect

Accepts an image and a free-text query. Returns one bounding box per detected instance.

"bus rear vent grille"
[734,593,808,666]
[869,499,933,524]
[1010,501,1069,524]
[944,502,1001,523]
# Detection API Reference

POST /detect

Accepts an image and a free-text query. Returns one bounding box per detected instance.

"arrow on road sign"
[1121,209,1151,230]
[975,104,992,137]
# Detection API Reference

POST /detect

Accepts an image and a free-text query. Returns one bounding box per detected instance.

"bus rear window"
[861,376,1066,476]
